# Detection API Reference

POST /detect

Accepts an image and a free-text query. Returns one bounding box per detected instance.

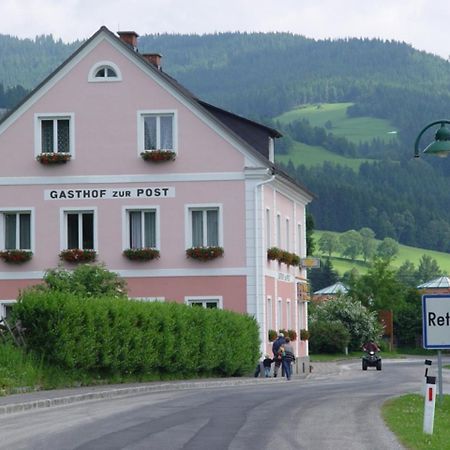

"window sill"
[123,248,160,261]
[59,249,97,263]
[186,246,224,261]
[140,150,176,162]
[0,250,33,264]
[36,153,72,164]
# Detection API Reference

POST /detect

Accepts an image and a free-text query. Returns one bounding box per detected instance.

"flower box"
[267,247,301,267]
[268,329,277,342]
[140,150,176,162]
[300,329,310,341]
[287,329,298,341]
[186,246,224,261]
[36,152,71,164]
[59,249,97,263]
[123,248,160,261]
[267,247,282,261]
[0,250,33,264]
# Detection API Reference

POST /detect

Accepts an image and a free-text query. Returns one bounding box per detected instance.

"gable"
[0,27,278,177]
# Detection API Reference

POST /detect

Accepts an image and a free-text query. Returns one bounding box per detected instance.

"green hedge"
[14,290,260,377]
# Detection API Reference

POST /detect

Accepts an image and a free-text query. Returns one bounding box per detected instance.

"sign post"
[423,376,436,435]
[422,294,450,405]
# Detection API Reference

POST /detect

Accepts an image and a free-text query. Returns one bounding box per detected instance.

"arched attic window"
[88,61,122,82]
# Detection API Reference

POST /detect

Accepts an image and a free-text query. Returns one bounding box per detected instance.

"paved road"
[0,357,448,449]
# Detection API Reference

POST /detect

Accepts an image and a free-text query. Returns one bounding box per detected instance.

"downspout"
[254,172,275,356]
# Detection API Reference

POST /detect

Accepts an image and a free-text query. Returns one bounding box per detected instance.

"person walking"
[282,337,295,380]
[272,333,286,378]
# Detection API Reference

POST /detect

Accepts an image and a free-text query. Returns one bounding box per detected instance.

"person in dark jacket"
[272,333,286,377]
[282,337,296,380]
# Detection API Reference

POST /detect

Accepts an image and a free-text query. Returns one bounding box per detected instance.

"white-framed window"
[0,300,16,320]
[35,113,74,156]
[61,208,96,250]
[185,296,223,309]
[265,208,271,248]
[186,204,222,248]
[276,213,281,247]
[124,207,159,249]
[297,223,302,256]
[131,297,165,303]
[0,209,33,251]
[88,61,122,82]
[286,300,292,329]
[137,110,177,153]
[277,298,282,330]
[286,218,290,251]
[267,297,273,329]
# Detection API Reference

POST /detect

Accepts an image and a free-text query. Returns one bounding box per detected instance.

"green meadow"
[275,140,373,170]
[313,230,450,276]
[276,102,398,144]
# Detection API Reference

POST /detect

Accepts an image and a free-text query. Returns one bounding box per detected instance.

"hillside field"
[275,102,398,144]
[313,230,450,276]
[275,140,373,170]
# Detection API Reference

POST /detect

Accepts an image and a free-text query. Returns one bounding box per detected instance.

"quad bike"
[362,350,382,371]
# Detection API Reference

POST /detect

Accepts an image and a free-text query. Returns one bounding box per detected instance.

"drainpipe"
[254,172,275,356]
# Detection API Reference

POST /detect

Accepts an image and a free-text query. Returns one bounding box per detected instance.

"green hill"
[313,230,450,276]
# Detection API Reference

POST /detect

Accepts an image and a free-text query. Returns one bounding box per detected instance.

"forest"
[2,31,450,252]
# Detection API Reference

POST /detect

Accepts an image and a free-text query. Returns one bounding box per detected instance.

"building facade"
[0,27,313,359]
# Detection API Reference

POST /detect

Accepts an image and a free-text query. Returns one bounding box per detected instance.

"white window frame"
[267,297,273,330]
[60,207,98,251]
[137,109,178,155]
[130,297,165,303]
[88,61,122,82]
[265,208,271,248]
[0,300,16,320]
[34,113,75,157]
[184,296,223,309]
[286,299,292,330]
[122,206,160,250]
[286,217,290,251]
[297,223,302,256]
[276,213,281,248]
[185,203,223,248]
[0,208,35,252]
[277,297,283,331]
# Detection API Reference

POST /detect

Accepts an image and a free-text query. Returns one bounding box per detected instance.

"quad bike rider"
[362,340,382,371]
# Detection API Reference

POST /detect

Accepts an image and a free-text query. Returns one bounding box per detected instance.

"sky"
[1,0,450,59]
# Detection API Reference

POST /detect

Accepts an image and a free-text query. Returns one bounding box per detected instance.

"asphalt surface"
[0,362,324,415]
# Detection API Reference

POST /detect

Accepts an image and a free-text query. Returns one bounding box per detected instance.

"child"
[263,354,273,377]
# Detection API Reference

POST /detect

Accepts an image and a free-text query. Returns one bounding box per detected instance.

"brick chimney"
[117,31,139,50]
[142,53,162,70]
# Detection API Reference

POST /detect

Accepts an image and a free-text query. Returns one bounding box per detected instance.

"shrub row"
[14,290,260,377]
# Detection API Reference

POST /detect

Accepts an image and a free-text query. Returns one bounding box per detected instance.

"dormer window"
[88,61,122,82]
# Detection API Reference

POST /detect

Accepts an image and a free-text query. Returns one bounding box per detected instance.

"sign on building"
[422,294,450,349]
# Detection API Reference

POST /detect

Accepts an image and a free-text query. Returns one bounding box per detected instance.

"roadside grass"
[313,230,450,275]
[309,349,439,363]
[382,394,450,450]
[0,342,218,396]
[275,102,398,145]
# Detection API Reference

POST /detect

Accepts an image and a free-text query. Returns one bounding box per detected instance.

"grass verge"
[382,394,450,450]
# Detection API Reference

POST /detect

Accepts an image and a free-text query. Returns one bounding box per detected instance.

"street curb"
[0,377,282,416]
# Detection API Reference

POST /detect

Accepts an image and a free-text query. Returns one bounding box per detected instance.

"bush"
[42,263,127,298]
[14,290,260,378]
[309,295,382,351]
[308,320,350,354]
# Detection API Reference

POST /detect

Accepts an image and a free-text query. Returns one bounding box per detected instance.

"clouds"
[1,0,449,58]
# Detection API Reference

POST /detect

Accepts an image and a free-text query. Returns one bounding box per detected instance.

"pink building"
[0,27,313,362]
